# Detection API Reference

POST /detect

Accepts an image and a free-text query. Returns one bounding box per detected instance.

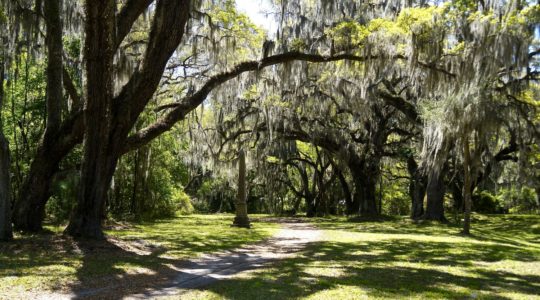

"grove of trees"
[0,0,538,240]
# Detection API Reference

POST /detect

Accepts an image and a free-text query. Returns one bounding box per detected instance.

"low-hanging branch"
[123,51,453,153]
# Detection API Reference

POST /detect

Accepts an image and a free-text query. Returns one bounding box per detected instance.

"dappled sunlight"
[0,214,278,297]
[193,215,540,299]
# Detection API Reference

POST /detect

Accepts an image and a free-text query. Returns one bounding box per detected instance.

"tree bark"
[44,0,63,133]
[13,112,84,231]
[0,60,13,241]
[407,156,426,219]
[232,149,250,228]
[421,168,447,222]
[350,159,379,217]
[462,135,472,235]
[335,165,353,215]
[12,0,153,232]
[451,175,464,213]
[12,0,64,232]
[66,0,191,239]
[0,131,11,241]
[65,0,116,239]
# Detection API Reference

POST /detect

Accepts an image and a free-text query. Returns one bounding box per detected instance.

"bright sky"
[235,0,278,37]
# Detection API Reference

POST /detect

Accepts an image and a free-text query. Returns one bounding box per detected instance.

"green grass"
[0,214,278,296]
[178,214,540,300]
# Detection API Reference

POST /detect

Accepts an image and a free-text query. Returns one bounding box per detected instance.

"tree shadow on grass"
[0,216,275,299]
[67,238,186,299]
[67,234,291,299]
[200,239,540,299]
[312,214,540,251]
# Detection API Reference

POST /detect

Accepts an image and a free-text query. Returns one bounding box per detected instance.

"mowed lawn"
[0,214,278,297]
[179,214,540,300]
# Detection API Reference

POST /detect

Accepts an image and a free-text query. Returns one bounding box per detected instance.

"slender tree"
[0,41,13,241]
[232,149,250,228]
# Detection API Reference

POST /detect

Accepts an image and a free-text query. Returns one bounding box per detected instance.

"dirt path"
[35,222,322,299]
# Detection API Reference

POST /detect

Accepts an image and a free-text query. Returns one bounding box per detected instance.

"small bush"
[473,190,504,214]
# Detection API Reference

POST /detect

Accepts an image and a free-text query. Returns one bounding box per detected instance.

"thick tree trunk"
[13,0,155,232]
[66,0,191,239]
[462,136,472,235]
[65,0,116,239]
[13,151,58,231]
[13,112,83,231]
[407,156,426,219]
[421,169,447,222]
[358,175,379,217]
[350,159,379,217]
[0,62,13,241]
[232,149,250,228]
[536,187,540,213]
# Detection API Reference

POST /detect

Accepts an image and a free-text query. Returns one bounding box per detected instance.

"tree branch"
[123,52,443,153]
[115,0,154,50]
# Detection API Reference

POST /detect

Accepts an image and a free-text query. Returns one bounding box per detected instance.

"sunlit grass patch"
[191,214,540,300]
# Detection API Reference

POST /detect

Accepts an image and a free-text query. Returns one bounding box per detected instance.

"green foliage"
[522,4,540,25]
[472,190,504,213]
[46,175,79,224]
[194,177,235,213]
[2,54,47,187]
[499,186,539,214]
[107,130,193,220]
[381,180,410,216]
[290,38,308,52]
[0,7,6,24]
[206,0,265,62]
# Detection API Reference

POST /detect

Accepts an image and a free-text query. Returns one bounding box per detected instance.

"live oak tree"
[4,0,400,237]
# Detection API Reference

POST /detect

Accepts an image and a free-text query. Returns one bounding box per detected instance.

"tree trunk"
[65,0,116,239]
[305,193,317,217]
[462,135,472,235]
[422,169,447,222]
[407,156,426,219]
[350,159,379,217]
[451,176,464,213]
[66,0,191,238]
[536,187,540,214]
[12,0,66,232]
[44,0,63,132]
[0,131,11,241]
[232,149,250,228]
[335,166,353,215]
[0,61,13,241]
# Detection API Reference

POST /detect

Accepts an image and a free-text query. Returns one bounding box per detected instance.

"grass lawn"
[0,214,278,297]
[179,214,540,300]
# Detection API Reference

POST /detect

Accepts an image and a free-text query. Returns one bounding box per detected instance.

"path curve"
[35,222,322,300]
[126,222,322,299]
